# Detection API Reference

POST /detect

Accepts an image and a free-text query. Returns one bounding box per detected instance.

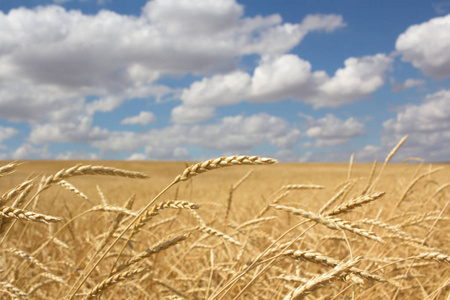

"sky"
[0,0,449,162]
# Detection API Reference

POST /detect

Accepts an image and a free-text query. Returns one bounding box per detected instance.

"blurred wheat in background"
[0,138,449,299]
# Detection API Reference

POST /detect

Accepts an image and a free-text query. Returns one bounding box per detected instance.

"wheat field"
[0,151,449,299]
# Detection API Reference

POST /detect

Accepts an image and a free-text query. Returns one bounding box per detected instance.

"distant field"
[0,158,449,299]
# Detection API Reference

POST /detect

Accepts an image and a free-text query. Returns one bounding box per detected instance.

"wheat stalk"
[95,194,135,253]
[225,170,253,219]
[197,225,242,246]
[319,181,353,214]
[117,233,190,272]
[133,200,200,234]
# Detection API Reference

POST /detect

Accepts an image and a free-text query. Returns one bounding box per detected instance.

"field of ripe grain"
[0,157,449,299]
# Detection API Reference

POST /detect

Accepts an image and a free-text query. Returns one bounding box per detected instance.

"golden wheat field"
[0,153,449,299]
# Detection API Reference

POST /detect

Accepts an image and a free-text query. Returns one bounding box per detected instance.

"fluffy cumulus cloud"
[307,54,392,107]
[0,0,346,151]
[382,89,450,161]
[94,113,301,160]
[190,113,301,151]
[302,114,365,147]
[9,144,51,160]
[0,126,18,149]
[28,115,108,144]
[396,14,450,79]
[121,111,157,125]
[173,53,392,123]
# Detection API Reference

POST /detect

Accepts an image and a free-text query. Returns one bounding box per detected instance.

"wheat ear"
[0,161,18,176]
[370,135,408,191]
[0,206,62,224]
[42,165,149,191]
[273,205,384,243]
[133,200,199,234]
[197,225,242,246]
[256,191,291,218]
[413,252,450,264]
[0,281,31,300]
[282,249,385,282]
[326,192,385,216]
[58,180,90,202]
[117,233,190,272]
[84,267,147,299]
[319,181,353,214]
[174,156,277,183]
[284,256,362,300]
[3,248,51,273]
[0,179,34,206]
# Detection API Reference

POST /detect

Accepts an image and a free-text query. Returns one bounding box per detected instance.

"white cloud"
[396,14,450,79]
[56,150,99,160]
[299,14,346,32]
[180,71,251,107]
[0,126,18,149]
[143,0,244,35]
[28,115,108,144]
[302,114,365,147]
[92,113,301,159]
[433,2,450,15]
[174,53,392,123]
[403,78,426,89]
[355,145,381,162]
[392,78,426,92]
[121,111,157,125]
[0,2,345,143]
[249,54,326,103]
[10,143,51,160]
[307,54,392,107]
[382,89,450,161]
[253,53,392,108]
[189,113,301,151]
[127,153,147,161]
[171,105,216,124]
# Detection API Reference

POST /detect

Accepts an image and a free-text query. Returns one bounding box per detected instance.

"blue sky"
[0,0,449,162]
